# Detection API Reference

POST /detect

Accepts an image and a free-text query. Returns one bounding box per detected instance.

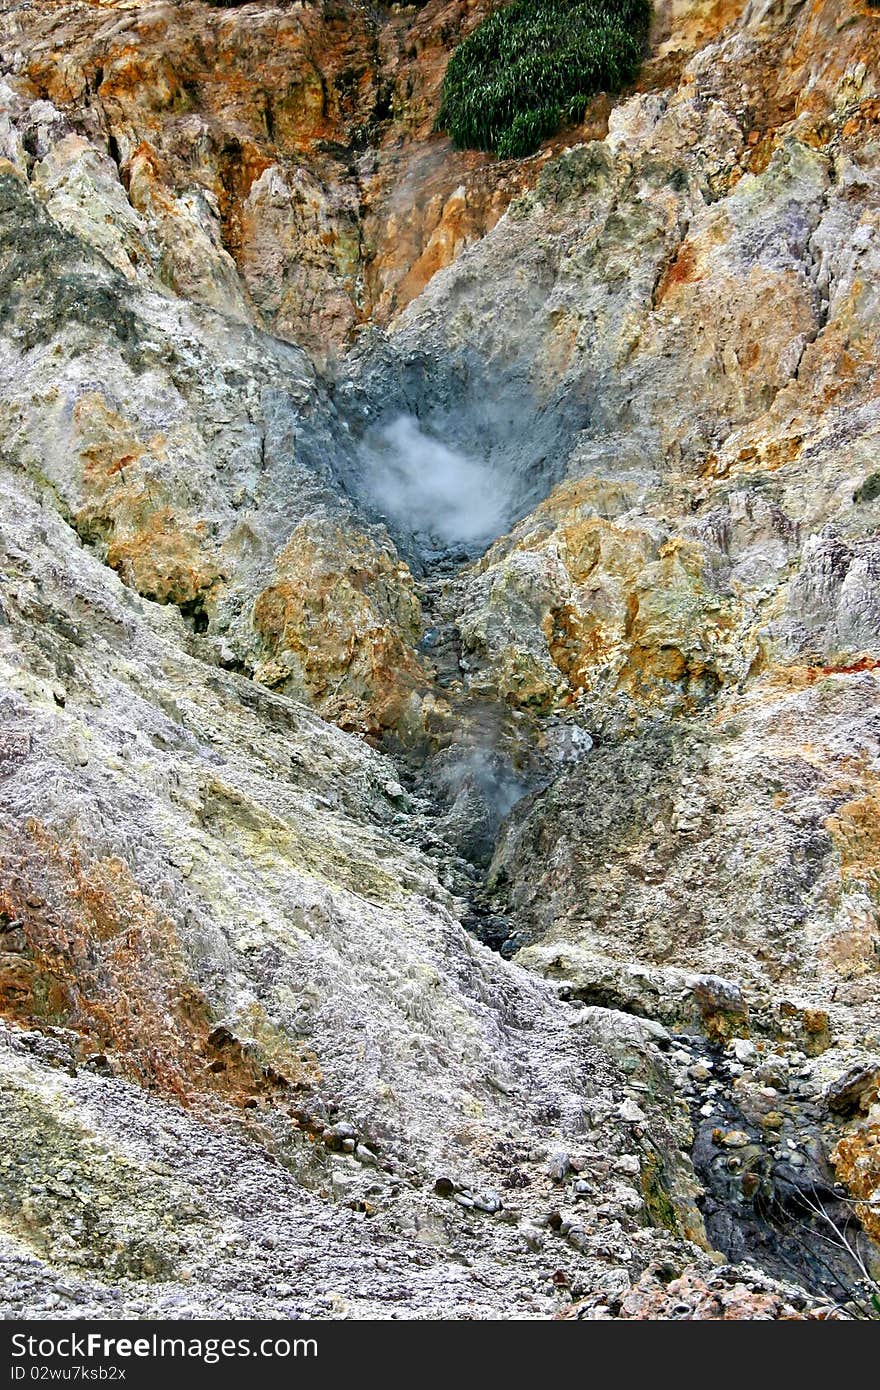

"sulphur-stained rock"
[580,1263,828,1319]
[2,0,880,1321]
[5,0,389,343]
[361,144,540,329]
[247,516,429,737]
[773,533,880,665]
[691,977,750,1045]
[237,162,360,358]
[125,140,254,321]
[457,509,744,717]
[1,463,695,1315]
[832,1123,880,1242]
[0,821,313,1107]
[0,161,431,736]
[0,0,801,359]
[30,133,149,285]
[0,0,554,352]
[491,670,880,1049]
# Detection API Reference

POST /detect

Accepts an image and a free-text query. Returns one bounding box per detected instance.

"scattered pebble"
[731,1039,758,1066]
[617,1099,646,1124]
[719,1130,751,1148]
[613,1154,640,1176]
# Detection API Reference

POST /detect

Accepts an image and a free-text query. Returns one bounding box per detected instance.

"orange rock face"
[0,819,316,1105]
[0,0,510,353]
[0,0,760,357]
[2,0,880,1316]
[70,391,224,610]
[833,1123,880,1241]
[248,517,429,736]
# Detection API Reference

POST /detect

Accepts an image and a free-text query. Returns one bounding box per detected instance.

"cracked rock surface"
[0,0,879,1320]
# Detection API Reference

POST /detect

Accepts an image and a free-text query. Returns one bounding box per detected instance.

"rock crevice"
[1,0,879,1320]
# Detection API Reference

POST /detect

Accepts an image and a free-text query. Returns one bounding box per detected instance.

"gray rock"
[731,1039,759,1067]
[825,1063,880,1116]
[547,1151,572,1184]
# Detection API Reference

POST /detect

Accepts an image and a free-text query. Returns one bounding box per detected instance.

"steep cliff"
[0,0,879,1320]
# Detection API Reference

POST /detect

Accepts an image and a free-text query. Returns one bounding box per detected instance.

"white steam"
[360,414,507,547]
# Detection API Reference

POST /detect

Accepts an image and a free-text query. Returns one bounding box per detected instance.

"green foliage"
[496,103,561,159]
[438,0,651,158]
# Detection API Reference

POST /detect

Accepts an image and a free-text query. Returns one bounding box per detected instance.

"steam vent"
[1,0,880,1327]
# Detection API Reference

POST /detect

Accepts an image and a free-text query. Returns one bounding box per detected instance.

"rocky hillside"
[0,0,878,1320]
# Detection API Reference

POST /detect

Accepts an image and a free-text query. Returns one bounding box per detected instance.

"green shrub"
[496,103,561,159]
[437,0,651,158]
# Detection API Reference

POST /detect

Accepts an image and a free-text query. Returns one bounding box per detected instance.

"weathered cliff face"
[0,0,537,358]
[0,0,741,359]
[1,0,879,1319]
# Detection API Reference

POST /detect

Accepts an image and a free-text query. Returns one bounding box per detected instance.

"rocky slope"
[0,0,879,1320]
